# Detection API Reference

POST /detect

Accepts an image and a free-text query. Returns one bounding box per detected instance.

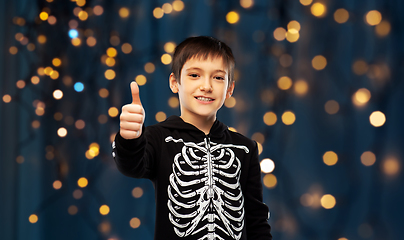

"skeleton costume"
[113,116,272,240]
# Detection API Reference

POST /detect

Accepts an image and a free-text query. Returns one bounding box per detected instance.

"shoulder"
[224,129,257,150]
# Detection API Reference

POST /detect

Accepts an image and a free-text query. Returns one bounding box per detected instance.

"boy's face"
[169,56,234,123]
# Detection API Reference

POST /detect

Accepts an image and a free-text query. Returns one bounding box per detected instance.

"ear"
[226,81,235,99]
[169,73,179,93]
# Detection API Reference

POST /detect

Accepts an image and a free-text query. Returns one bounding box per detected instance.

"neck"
[180,114,216,135]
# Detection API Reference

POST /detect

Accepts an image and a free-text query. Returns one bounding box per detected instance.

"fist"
[120,81,145,139]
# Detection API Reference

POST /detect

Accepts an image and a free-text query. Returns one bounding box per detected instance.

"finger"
[120,121,142,131]
[122,104,143,114]
[120,129,141,140]
[131,81,142,105]
[120,112,144,123]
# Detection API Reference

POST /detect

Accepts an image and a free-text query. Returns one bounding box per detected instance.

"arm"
[244,142,272,239]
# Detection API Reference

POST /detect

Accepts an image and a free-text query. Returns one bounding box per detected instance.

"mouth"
[195,96,214,102]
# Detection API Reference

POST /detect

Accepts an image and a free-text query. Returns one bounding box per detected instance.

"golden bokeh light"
[361,151,376,167]
[294,79,308,96]
[57,127,67,137]
[366,10,382,26]
[240,0,254,9]
[98,221,111,234]
[260,158,275,173]
[224,96,236,108]
[77,177,88,188]
[162,3,173,14]
[130,217,141,228]
[132,187,144,198]
[352,88,371,107]
[48,15,57,25]
[273,27,287,41]
[98,114,108,124]
[325,100,340,115]
[287,20,301,32]
[334,8,349,24]
[135,75,147,86]
[68,205,78,215]
[39,12,49,21]
[9,46,18,55]
[71,38,81,46]
[78,10,88,21]
[27,43,36,51]
[99,205,110,215]
[73,189,83,199]
[105,69,116,80]
[321,194,336,209]
[282,111,296,125]
[251,132,265,144]
[338,238,348,240]
[105,57,116,67]
[226,11,240,24]
[164,42,176,53]
[312,55,327,70]
[161,53,172,65]
[323,151,338,166]
[38,35,47,44]
[75,119,85,129]
[87,36,97,47]
[144,62,155,73]
[153,7,164,19]
[29,214,38,223]
[99,88,109,98]
[53,90,63,100]
[375,20,391,37]
[121,43,132,54]
[53,180,62,190]
[155,111,167,122]
[263,174,277,189]
[352,60,368,75]
[52,58,62,67]
[286,31,299,42]
[3,94,12,103]
[369,111,386,127]
[76,0,86,7]
[382,157,400,176]
[119,7,130,18]
[311,3,327,17]
[299,0,313,6]
[108,107,119,117]
[277,76,293,90]
[168,96,179,108]
[106,47,117,57]
[31,76,40,85]
[172,0,185,11]
[93,5,104,15]
[50,70,59,80]
[263,112,277,126]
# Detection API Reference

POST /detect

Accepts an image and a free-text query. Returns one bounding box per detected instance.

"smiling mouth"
[195,96,214,102]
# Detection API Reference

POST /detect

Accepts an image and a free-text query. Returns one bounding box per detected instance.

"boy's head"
[171,36,235,85]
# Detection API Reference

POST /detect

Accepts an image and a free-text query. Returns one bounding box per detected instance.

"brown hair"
[171,36,235,85]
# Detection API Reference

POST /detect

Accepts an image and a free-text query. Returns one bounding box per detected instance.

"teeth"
[196,97,213,102]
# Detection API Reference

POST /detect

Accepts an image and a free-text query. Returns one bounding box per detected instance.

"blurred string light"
[369,111,386,127]
[382,157,400,177]
[325,100,340,115]
[361,151,376,166]
[365,10,382,26]
[352,88,371,107]
[240,0,254,9]
[334,8,349,24]
[130,218,141,228]
[74,82,84,92]
[153,1,184,19]
[311,2,327,18]
[135,75,147,86]
[226,11,240,24]
[68,29,78,39]
[260,158,275,173]
[323,151,338,166]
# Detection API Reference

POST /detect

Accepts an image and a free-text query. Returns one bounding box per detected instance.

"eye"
[189,74,199,78]
[214,76,225,81]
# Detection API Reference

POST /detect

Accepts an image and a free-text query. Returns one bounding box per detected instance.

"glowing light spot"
[73,189,83,199]
[375,20,391,37]
[39,12,49,21]
[71,38,81,46]
[47,15,57,25]
[52,58,62,67]
[153,7,164,19]
[263,112,277,126]
[382,157,400,176]
[38,35,47,44]
[224,96,236,108]
[106,47,117,57]
[226,11,240,24]
[155,111,167,122]
[68,205,78,215]
[144,62,155,73]
[16,156,25,164]
[98,114,108,124]
[105,57,116,67]
[366,10,382,26]
[263,174,277,188]
[69,29,79,39]
[93,5,104,16]
[3,94,12,103]
[369,111,386,127]
[352,60,368,75]
[76,0,86,7]
[77,177,88,188]
[260,158,275,173]
[282,111,296,125]
[277,76,293,90]
[105,69,116,80]
[121,43,132,54]
[286,31,299,42]
[161,53,172,65]
[135,75,147,86]
[352,88,371,107]
[99,88,109,98]
[334,8,349,24]
[119,7,130,18]
[108,107,119,117]
[9,46,18,55]
[50,70,59,80]
[53,90,63,100]
[74,82,84,92]
[168,96,179,108]
[132,187,144,198]
[323,151,338,166]
[162,3,173,14]
[294,79,308,96]
[287,20,301,32]
[300,193,314,207]
[100,205,110,215]
[325,100,339,115]
[251,132,265,144]
[172,0,185,11]
[338,238,348,240]
[53,180,62,190]
[273,27,286,41]
[321,194,336,209]
[29,214,38,223]
[130,218,141,228]
[31,76,40,85]
[361,151,376,166]
[312,55,327,70]
[240,0,254,8]
[75,119,85,129]
[57,127,67,137]
[311,3,327,18]
[299,0,312,6]
[78,11,88,21]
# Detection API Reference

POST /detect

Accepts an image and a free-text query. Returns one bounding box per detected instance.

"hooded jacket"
[113,115,272,240]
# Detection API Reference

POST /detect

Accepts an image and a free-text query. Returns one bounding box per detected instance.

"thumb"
[130,81,142,105]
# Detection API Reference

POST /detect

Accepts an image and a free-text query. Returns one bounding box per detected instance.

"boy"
[113,36,272,239]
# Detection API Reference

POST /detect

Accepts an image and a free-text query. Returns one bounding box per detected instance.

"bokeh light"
[57,127,67,137]
[294,79,308,96]
[99,205,110,215]
[135,75,147,86]
[130,218,141,228]
[361,151,376,166]
[334,8,349,23]
[325,100,340,115]
[321,194,336,209]
[226,11,240,24]
[155,111,167,122]
[277,76,293,90]
[282,111,296,125]
[263,112,277,126]
[366,10,382,26]
[352,88,371,107]
[260,158,275,173]
[312,55,327,70]
[77,177,88,188]
[132,187,143,198]
[29,214,38,223]
[382,157,400,177]
[369,111,386,127]
[323,151,338,166]
[263,174,277,188]
[172,0,185,11]
[311,3,327,17]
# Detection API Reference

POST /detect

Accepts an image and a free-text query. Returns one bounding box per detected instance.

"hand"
[120,81,145,139]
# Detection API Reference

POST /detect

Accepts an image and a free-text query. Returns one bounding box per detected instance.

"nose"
[199,77,212,92]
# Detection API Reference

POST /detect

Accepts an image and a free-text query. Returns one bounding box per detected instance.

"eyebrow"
[185,67,227,74]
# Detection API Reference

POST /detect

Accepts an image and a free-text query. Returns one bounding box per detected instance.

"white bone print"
[165,136,249,239]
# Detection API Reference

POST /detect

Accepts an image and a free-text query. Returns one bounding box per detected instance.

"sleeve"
[112,126,160,180]
[244,142,272,239]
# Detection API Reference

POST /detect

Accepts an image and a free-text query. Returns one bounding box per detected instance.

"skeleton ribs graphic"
[165,136,249,240]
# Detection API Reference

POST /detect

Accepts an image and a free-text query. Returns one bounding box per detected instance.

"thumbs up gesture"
[120,82,145,139]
